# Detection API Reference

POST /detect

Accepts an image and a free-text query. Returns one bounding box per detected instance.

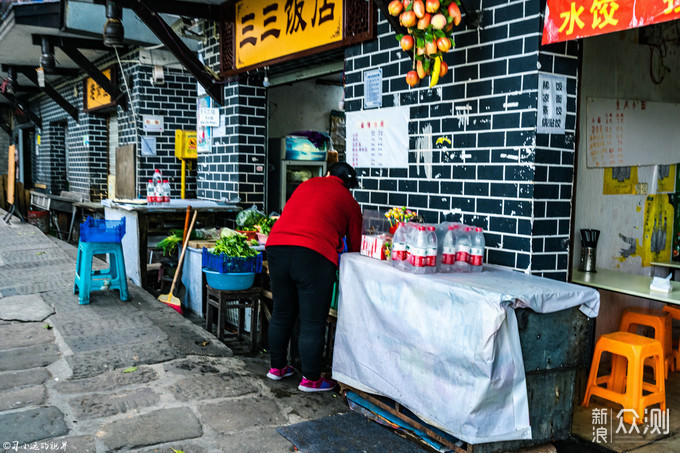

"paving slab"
[56,366,158,394]
[162,356,244,376]
[38,434,96,453]
[169,372,259,402]
[199,397,288,433]
[0,368,51,391]
[136,442,209,453]
[65,339,179,379]
[0,322,55,349]
[215,426,296,453]
[0,295,54,322]
[0,407,68,445]
[0,344,61,372]
[99,407,203,451]
[0,385,47,411]
[68,387,160,419]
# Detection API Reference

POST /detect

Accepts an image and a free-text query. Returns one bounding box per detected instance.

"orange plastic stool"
[582,331,666,425]
[619,307,673,377]
[662,305,680,371]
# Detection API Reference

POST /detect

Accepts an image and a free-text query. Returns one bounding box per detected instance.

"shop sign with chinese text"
[221,0,375,76]
[235,0,342,69]
[542,0,680,45]
[83,68,116,112]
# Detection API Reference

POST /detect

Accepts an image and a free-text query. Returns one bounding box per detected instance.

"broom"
[158,209,198,313]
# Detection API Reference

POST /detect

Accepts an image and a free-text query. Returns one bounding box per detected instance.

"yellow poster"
[603,166,638,195]
[657,164,676,193]
[235,0,343,69]
[84,69,113,112]
[641,194,674,266]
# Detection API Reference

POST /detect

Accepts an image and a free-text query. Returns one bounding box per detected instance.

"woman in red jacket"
[265,162,362,392]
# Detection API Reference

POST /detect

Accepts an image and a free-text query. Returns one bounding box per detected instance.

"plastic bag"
[235,205,266,230]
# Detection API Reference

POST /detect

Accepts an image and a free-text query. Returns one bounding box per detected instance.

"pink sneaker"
[266,365,295,381]
[298,376,337,392]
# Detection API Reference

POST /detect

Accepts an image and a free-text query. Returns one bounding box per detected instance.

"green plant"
[156,233,182,256]
[211,234,258,258]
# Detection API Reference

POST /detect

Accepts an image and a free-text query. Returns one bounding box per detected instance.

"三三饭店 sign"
[542,0,680,45]
[219,0,375,77]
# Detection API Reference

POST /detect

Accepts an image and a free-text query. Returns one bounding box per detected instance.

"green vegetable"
[157,234,182,256]
[211,234,258,258]
[236,206,266,230]
[256,216,276,235]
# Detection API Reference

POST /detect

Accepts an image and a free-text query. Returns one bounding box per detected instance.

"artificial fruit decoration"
[388,0,404,15]
[405,71,420,87]
[394,0,464,88]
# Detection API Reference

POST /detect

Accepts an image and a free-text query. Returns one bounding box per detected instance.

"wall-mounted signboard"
[83,68,116,113]
[543,0,680,45]
[220,0,375,77]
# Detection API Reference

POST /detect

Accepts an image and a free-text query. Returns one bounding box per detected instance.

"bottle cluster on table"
[391,222,485,273]
[146,169,171,205]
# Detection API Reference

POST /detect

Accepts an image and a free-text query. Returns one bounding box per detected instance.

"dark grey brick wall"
[32,50,197,201]
[344,0,579,279]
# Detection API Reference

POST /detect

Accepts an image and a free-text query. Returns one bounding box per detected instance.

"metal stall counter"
[332,254,600,452]
[103,199,241,290]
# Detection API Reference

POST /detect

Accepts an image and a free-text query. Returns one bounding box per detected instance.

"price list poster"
[588,109,624,168]
[346,106,409,168]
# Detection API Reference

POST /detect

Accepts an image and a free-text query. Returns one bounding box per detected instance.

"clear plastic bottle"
[452,226,471,272]
[468,227,485,272]
[146,180,155,205]
[440,224,458,273]
[426,226,438,272]
[391,222,408,268]
[408,226,429,274]
[162,180,171,204]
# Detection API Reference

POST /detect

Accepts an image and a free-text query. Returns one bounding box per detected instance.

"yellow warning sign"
[175,130,197,159]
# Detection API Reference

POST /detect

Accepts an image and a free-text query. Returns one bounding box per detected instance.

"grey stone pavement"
[0,214,351,453]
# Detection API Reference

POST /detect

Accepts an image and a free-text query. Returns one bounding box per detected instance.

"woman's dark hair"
[328,162,359,189]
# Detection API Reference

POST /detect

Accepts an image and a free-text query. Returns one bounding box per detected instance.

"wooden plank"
[115,144,136,199]
[342,386,469,453]
[0,174,6,209]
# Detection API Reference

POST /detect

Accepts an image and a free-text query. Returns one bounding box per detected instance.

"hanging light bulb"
[103,0,125,48]
[262,67,270,88]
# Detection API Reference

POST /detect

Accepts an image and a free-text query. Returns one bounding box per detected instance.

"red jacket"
[266,175,363,266]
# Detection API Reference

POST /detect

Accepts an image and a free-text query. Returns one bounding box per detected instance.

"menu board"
[346,106,409,168]
[586,97,680,168]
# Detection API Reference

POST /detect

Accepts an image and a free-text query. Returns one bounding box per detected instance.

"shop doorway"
[266,63,345,214]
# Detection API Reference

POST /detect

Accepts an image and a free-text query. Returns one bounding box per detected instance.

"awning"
[542,0,680,45]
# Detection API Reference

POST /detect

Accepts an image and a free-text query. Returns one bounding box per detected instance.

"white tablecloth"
[332,254,600,444]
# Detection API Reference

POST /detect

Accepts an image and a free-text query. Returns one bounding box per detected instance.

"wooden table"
[103,199,241,290]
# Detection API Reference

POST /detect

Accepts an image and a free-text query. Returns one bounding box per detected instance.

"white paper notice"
[346,106,409,168]
[537,74,567,134]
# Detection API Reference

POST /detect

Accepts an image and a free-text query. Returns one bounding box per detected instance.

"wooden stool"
[205,285,262,351]
[619,307,673,378]
[663,305,680,371]
[582,331,665,425]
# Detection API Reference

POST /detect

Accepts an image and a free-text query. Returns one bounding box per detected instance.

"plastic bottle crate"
[79,216,126,243]
[202,248,263,274]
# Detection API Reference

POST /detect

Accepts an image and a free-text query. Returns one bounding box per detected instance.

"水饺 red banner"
[542,0,680,45]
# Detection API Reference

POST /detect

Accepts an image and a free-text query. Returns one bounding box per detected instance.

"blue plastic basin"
[203,269,255,291]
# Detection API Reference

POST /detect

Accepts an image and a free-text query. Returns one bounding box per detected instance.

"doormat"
[276,411,427,453]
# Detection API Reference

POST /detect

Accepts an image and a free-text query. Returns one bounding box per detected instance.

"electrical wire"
[115,47,138,122]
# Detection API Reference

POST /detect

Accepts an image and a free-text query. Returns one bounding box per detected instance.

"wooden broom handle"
[168,209,198,297]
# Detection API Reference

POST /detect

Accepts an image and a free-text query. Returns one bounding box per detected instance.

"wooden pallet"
[339,385,470,453]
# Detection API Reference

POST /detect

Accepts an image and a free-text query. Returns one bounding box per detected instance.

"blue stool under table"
[73,217,129,305]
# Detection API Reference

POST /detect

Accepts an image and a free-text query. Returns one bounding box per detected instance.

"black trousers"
[267,245,337,381]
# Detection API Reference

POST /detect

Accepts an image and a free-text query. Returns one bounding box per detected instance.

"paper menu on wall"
[586,97,680,168]
[346,106,409,168]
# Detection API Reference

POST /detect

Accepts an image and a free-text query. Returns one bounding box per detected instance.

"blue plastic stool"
[73,241,129,304]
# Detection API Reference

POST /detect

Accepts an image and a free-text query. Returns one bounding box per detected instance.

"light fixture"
[262,67,270,88]
[103,0,124,48]
[40,37,55,74]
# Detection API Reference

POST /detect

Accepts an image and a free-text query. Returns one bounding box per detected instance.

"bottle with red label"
[391,222,408,267]
[408,226,429,273]
[440,224,458,272]
[426,226,438,272]
[146,180,155,205]
[452,226,471,272]
[162,180,171,204]
[468,227,485,272]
